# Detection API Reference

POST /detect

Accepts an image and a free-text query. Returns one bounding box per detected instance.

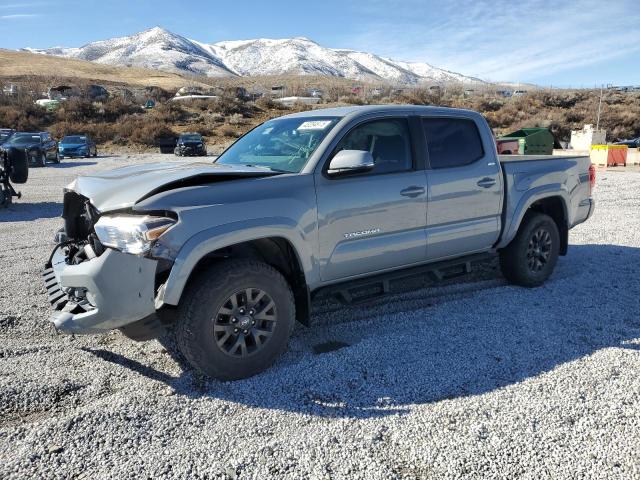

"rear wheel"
[499,212,560,287]
[176,259,295,380]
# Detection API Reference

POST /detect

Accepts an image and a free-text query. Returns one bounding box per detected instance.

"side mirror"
[327,150,374,176]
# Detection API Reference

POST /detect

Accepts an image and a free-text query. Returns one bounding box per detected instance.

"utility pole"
[596,85,604,131]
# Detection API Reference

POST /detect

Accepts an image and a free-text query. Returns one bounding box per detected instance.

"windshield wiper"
[243,164,292,173]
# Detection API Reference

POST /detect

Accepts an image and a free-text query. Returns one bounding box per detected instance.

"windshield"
[0,132,12,141]
[62,135,86,143]
[215,116,340,173]
[179,135,202,142]
[6,134,40,145]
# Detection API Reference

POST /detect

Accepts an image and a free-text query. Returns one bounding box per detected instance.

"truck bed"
[497,153,593,248]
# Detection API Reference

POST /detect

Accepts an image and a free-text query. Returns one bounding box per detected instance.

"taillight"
[588,164,596,191]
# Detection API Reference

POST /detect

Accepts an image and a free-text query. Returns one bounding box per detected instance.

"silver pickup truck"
[44,105,595,380]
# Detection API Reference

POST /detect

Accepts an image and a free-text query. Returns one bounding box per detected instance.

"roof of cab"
[280,104,481,120]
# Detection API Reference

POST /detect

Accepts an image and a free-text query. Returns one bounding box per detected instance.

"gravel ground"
[1,154,639,479]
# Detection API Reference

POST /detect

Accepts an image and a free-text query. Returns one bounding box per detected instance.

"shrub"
[228,113,245,125]
[338,95,365,105]
[255,96,278,110]
[100,98,141,122]
[55,98,96,123]
[0,98,46,131]
[219,125,240,137]
[479,99,504,112]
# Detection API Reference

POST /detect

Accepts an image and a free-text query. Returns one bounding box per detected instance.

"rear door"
[422,116,502,260]
[315,117,428,282]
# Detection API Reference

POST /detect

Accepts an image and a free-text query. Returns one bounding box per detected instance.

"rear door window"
[422,118,484,169]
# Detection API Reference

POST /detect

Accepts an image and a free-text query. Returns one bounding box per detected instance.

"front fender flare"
[158,217,315,306]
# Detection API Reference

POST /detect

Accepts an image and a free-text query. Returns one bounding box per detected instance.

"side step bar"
[313,253,495,305]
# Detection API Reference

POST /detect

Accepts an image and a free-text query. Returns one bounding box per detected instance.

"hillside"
[24,27,483,86]
[0,49,637,154]
[0,49,210,90]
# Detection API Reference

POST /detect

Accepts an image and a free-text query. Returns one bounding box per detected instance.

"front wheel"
[499,212,560,287]
[176,259,295,380]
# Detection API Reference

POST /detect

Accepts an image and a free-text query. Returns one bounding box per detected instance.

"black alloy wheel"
[213,288,277,357]
[526,227,552,273]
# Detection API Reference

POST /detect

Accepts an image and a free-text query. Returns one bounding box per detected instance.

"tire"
[39,152,47,167]
[7,149,28,184]
[93,148,97,158]
[176,259,295,380]
[499,212,560,287]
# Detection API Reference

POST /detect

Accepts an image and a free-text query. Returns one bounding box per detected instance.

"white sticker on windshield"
[297,120,332,131]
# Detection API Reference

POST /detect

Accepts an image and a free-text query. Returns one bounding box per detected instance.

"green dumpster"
[498,128,555,155]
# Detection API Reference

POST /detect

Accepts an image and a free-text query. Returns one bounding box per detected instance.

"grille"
[42,266,68,311]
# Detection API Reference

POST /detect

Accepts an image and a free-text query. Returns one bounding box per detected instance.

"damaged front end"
[43,190,167,336]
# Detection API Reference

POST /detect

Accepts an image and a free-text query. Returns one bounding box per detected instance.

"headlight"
[94,215,175,255]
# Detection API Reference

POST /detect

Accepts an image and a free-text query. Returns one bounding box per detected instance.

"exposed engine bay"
[58,190,105,265]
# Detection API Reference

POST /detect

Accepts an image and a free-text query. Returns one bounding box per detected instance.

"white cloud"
[0,13,39,19]
[341,0,640,82]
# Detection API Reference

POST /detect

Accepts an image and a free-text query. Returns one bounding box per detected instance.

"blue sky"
[1,0,639,86]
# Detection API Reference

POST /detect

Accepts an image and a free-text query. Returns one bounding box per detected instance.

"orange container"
[590,145,628,167]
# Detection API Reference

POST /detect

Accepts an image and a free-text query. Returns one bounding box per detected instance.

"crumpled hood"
[66,161,281,212]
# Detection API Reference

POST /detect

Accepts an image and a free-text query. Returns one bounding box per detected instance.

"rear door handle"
[477,177,497,188]
[400,186,426,197]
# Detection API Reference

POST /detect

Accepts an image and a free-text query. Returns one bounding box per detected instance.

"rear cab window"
[422,117,484,169]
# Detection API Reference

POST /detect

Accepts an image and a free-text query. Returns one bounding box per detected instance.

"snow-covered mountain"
[24,27,483,85]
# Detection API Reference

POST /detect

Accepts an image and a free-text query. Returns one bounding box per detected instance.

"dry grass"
[0,49,210,90]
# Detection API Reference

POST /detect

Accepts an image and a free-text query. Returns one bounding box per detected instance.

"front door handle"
[400,186,426,198]
[477,177,497,188]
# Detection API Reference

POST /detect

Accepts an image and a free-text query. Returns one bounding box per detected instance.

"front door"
[316,117,428,282]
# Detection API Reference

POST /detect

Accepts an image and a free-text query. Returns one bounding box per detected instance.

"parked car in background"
[59,134,97,159]
[1,132,58,167]
[0,129,15,145]
[614,137,640,149]
[44,105,595,380]
[174,132,207,156]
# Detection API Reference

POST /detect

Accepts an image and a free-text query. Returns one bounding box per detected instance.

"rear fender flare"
[498,186,570,249]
